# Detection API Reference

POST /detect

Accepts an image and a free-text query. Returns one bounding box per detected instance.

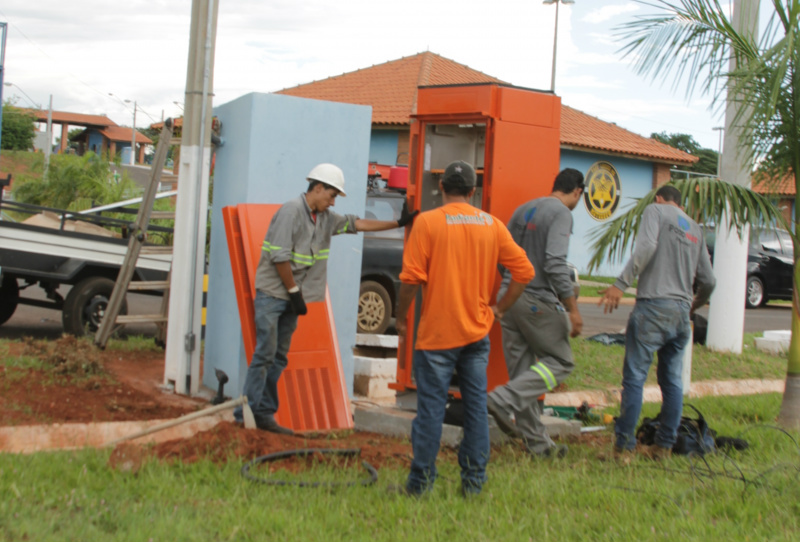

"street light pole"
[712,126,724,178]
[130,100,137,165]
[543,0,575,93]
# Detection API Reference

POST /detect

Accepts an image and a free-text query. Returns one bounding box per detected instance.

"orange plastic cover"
[222,204,353,431]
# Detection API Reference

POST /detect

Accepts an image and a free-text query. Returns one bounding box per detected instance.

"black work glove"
[289,290,308,315]
[397,200,419,227]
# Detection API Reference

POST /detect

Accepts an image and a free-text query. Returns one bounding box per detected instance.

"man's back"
[400,202,533,350]
[616,204,715,303]
[503,196,574,304]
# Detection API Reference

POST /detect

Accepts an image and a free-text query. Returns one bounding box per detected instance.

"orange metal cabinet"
[391,83,561,395]
[222,204,353,432]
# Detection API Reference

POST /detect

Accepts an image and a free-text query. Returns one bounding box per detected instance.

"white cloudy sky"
[1,0,746,150]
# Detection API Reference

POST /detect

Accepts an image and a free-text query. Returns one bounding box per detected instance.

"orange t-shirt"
[400,202,535,350]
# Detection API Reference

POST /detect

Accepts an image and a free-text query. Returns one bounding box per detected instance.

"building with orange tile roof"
[271,51,699,273]
[20,108,151,164]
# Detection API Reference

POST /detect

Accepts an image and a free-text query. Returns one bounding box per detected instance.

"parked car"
[358,189,580,334]
[705,227,794,308]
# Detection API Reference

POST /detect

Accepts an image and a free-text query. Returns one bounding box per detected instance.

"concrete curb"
[0,413,231,454]
[577,296,636,306]
[544,379,785,407]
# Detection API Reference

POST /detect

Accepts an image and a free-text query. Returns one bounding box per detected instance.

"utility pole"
[706,0,759,353]
[164,0,219,395]
[44,95,53,177]
[130,101,137,165]
[0,23,7,154]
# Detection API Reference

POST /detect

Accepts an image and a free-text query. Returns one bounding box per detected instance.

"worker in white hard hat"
[234,163,418,434]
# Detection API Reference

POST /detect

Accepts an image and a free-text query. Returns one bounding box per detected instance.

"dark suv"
[705,227,793,308]
[358,189,581,334]
[358,189,406,334]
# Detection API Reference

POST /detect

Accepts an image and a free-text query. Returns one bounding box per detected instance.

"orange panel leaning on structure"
[393,160,534,497]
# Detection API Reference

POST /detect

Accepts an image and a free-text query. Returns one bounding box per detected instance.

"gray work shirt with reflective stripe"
[254,193,359,302]
[614,203,716,305]
[500,196,575,305]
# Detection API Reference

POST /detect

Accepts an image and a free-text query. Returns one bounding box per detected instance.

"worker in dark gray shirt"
[486,168,585,458]
[600,184,715,460]
[233,163,416,434]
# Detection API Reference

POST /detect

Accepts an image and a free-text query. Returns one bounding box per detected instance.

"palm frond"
[586,178,790,273]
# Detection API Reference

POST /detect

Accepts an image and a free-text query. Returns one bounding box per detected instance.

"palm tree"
[597,0,800,428]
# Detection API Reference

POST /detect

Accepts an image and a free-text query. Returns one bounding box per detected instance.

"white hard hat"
[306,163,347,196]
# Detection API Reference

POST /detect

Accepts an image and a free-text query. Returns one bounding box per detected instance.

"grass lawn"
[1,393,798,541]
[566,333,786,392]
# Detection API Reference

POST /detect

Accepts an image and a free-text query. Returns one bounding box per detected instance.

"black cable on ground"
[241,448,378,488]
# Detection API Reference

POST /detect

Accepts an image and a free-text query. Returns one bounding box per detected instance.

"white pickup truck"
[0,198,172,336]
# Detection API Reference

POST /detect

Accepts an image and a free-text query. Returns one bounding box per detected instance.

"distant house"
[21,109,152,164]
[753,172,796,229]
[274,51,697,274]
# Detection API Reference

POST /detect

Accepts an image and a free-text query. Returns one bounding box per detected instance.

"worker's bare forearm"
[354,219,401,232]
[395,283,420,323]
[561,295,579,314]
[496,280,526,315]
[274,261,296,291]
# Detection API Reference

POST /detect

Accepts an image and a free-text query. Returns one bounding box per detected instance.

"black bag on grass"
[636,404,717,456]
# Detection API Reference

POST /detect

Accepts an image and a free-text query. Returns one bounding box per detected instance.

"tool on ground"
[94,119,176,349]
[211,368,229,405]
[104,395,256,448]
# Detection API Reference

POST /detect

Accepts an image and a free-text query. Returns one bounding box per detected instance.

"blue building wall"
[87,130,105,155]
[204,92,372,395]
[559,149,655,277]
[369,130,400,165]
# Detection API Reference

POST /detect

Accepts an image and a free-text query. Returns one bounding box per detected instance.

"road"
[1,286,792,341]
[577,299,791,337]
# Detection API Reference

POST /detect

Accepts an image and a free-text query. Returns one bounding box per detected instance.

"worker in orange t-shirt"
[393,160,535,497]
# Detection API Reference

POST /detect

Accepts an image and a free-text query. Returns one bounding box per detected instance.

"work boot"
[610,445,634,465]
[641,444,671,461]
[528,443,568,459]
[256,417,295,435]
[486,395,520,438]
[387,484,423,498]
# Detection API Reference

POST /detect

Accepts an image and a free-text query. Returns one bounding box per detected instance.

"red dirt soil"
[0,336,205,426]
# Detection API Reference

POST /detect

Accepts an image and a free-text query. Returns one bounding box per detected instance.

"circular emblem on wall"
[583,161,621,221]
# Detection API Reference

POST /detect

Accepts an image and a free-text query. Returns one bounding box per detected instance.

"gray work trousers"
[489,290,575,453]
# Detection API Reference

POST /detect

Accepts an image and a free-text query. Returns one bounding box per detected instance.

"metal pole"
[44,95,53,176]
[0,23,7,153]
[713,126,724,177]
[130,100,137,165]
[550,0,559,92]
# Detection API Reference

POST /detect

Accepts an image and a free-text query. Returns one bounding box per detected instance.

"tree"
[602,0,800,428]
[1,103,36,151]
[651,132,720,176]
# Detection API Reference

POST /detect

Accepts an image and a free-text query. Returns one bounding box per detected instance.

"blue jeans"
[406,335,491,495]
[234,291,298,425]
[615,298,691,450]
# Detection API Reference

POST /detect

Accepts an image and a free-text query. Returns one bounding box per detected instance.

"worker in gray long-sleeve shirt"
[486,168,585,459]
[600,184,715,460]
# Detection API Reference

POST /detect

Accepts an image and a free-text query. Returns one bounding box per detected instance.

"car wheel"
[62,277,128,337]
[358,280,392,334]
[745,276,766,308]
[0,275,20,326]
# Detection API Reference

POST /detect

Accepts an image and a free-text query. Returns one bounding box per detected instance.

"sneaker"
[256,418,295,435]
[529,444,568,459]
[486,396,520,438]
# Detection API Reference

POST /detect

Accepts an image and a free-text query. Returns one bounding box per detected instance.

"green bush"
[1,103,36,151]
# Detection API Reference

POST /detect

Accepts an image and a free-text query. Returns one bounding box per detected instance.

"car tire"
[62,277,128,337]
[0,275,20,326]
[358,280,392,335]
[745,276,766,309]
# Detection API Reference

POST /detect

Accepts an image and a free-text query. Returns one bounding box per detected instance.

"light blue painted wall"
[204,92,372,396]
[559,149,655,277]
[87,131,105,154]
[369,130,400,165]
